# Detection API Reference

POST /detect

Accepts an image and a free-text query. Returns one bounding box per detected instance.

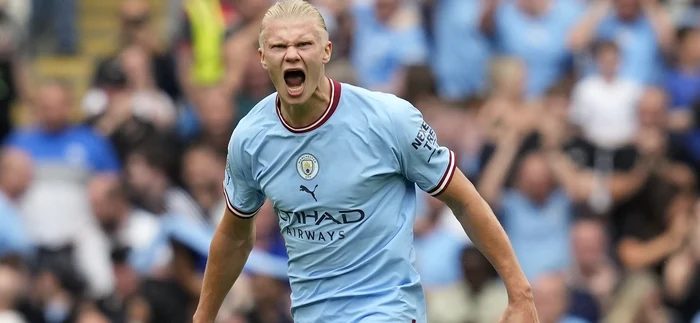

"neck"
[279,77,331,128]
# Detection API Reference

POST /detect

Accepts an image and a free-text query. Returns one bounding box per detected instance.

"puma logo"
[299,184,318,202]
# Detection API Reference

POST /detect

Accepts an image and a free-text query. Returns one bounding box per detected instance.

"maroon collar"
[276,78,342,133]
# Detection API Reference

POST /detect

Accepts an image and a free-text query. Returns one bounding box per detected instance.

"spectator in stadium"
[350,0,428,94]
[241,272,293,323]
[478,126,574,281]
[86,46,176,131]
[29,0,78,55]
[0,148,33,261]
[189,87,236,156]
[85,56,180,163]
[181,144,227,226]
[86,174,163,274]
[91,0,181,102]
[311,0,353,61]
[666,27,700,114]
[118,45,177,129]
[569,0,674,85]
[565,217,616,319]
[4,81,119,299]
[477,56,540,181]
[0,264,26,323]
[532,273,590,323]
[426,245,508,323]
[233,46,275,127]
[124,139,203,224]
[663,198,700,322]
[177,0,267,100]
[569,40,642,151]
[480,0,583,97]
[0,0,32,143]
[426,0,491,102]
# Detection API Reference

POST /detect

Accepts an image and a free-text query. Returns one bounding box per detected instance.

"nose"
[284,46,301,62]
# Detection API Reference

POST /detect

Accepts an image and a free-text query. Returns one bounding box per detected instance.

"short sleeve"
[223,137,265,218]
[390,100,457,197]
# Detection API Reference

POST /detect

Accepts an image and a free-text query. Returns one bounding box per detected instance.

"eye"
[298,42,312,48]
[271,44,286,49]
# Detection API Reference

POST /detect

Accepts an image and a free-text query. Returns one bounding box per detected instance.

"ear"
[322,41,333,64]
[258,48,267,69]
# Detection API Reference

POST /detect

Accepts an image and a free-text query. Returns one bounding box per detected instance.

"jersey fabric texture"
[223,79,456,323]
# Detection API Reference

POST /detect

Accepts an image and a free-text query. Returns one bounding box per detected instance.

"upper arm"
[389,99,457,197]
[223,135,265,219]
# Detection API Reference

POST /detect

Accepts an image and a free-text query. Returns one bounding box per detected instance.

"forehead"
[263,18,321,43]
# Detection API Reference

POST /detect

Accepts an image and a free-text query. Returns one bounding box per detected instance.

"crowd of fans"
[0,0,700,322]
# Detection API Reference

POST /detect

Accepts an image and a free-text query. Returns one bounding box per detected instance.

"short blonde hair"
[259,0,328,47]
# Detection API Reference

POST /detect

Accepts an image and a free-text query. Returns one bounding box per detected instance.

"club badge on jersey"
[296,153,319,180]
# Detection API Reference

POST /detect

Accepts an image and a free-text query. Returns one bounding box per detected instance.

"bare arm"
[219,24,258,99]
[663,248,696,302]
[545,148,656,203]
[617,235,681,270]
[568,0,611,52]
[479,0,500,35]
[193,209,256,323]
[642,0,675,54]
[439,168,533,301]
[476,130,521,206]
[618,206,687,271]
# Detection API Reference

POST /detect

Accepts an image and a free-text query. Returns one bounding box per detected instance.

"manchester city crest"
[296,153,319,180]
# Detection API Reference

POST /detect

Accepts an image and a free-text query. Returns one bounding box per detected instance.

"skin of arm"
[476,129,522,206]
[641,0,675,54]
[479,0,500,35]
[617,234,682,270]
[193,208,256,323]
[663,247,695,302]
[617,197,689,270]
[438,167,533,301]
[544,148,657,203]
[568,0,610,52]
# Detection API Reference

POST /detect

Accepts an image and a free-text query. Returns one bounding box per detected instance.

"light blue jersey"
[223,79,456,323]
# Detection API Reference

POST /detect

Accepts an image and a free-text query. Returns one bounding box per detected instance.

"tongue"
[285,75,304,87]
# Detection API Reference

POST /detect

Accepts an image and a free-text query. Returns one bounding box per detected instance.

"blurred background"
[0,0,700,322]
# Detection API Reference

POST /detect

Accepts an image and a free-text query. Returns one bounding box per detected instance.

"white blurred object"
[0,312,26,323]
[569,76,642,149]
[1,0,29,28]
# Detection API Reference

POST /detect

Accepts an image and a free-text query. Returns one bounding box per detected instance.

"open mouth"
[284,69,306,96]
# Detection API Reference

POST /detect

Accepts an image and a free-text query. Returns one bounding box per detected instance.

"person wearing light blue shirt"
[350,0,428,94]
[569,0,675,85]
[430,0,491,101]
[481,0,583,97]
[193,2,538,323]
[0,148,33,260]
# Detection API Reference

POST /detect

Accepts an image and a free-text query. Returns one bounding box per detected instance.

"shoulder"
[341,83,417,120]
[227,93,277,154]
[233,93,278,140]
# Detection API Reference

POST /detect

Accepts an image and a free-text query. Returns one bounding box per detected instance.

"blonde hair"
[259,0,328,47]
[488,56,525,91]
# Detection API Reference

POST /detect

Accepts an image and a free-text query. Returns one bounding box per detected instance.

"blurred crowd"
[0,0,700,322]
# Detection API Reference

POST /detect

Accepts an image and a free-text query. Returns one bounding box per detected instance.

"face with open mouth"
[259,18,332,105]
[283,68,307,98]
